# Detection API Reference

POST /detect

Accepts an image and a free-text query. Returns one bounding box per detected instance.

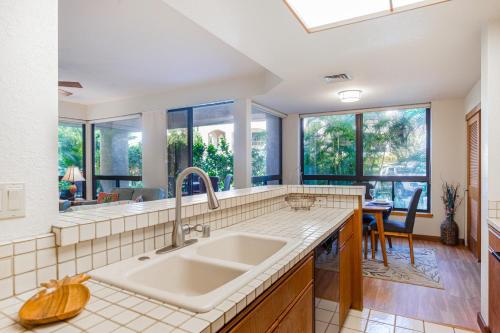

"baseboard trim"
[412,234,465,246]
[477,312,489,333]
[392,211,434,218]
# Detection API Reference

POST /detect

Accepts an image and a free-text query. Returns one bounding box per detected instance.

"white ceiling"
[162,0,500,114]
[58,0,267,104]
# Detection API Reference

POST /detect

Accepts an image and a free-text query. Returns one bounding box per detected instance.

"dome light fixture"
[338,90,362,103]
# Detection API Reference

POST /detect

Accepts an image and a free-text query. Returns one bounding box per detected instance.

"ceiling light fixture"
[284,0,449,32]
[339,90,362,103]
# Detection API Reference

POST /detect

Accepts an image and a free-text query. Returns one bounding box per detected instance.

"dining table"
[362,200,393,267]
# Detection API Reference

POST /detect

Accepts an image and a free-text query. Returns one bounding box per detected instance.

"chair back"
[223,174,233,191]
[199,176,220,193]
[352,182,375,200]
[404,188,423,233]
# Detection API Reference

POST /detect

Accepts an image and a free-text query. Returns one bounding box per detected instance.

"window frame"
[91,122,143,199]
[58,121,87,199]
[250,110,283,187]
[167,101,236,196]
[300,107,431,212]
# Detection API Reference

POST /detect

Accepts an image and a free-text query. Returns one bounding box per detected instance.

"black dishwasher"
[314,230,340,323]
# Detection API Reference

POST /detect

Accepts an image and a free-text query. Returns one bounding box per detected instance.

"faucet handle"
[182,224,194,235]
[182,224,210,238]
[201,225,210,238]
[192,224,210,238]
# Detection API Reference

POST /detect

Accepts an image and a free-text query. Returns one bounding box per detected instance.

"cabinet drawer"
[490,227,500,251]
[340,217,353,246]
[272,284,313,333]
[226,255,313,333]
[489,249,500,333]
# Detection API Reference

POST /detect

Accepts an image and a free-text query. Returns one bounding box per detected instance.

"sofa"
[109,187,166,202]
[59,187,166,212]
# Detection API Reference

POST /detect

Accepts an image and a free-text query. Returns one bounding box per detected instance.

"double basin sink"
[90,232,300,312]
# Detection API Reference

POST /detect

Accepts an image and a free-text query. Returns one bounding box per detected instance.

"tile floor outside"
[315,298,478,333]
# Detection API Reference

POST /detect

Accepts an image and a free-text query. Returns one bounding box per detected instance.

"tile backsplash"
[0,185,364,300]
[488,200,500,218]
[0,234,57,299]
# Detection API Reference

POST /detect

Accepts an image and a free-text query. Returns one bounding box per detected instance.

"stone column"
[282,114,301,184]
[265,115,281,179]
[99,127,129,191]
[233,99,252,189]
[142,111,168,189]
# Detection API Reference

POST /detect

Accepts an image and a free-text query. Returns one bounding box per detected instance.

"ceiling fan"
[58,81,82,96]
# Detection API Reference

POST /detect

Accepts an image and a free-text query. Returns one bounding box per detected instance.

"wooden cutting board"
[19,274,91,328]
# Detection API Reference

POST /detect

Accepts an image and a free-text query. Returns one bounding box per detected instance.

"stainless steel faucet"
[172,167,219,247]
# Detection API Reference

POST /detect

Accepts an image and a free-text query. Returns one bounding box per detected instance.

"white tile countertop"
[488,218,500,233]
[0,206,353,333]
[53,185,364,246]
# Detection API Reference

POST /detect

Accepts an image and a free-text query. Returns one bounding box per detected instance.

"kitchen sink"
[90,231,299,312]
[196,233,288,265]
[128,255,246,296]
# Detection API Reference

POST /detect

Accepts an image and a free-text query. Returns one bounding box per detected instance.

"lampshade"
[338,90,362,103]
[62,166,85,183]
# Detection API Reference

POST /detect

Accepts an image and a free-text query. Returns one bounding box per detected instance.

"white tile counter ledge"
[52,185,364,246]
[488,218,500,232]
[0,206,354,333]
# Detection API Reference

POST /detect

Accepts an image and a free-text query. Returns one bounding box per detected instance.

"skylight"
[284,0,449,32]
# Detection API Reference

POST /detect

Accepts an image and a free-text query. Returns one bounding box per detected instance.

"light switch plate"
[0,183,25,220]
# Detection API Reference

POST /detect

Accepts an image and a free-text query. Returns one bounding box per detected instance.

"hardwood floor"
[363,239,481,331]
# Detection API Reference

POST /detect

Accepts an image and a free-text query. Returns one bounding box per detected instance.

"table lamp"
[62,166,85,196]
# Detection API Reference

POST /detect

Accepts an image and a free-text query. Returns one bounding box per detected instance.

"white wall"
[480,20,500,324]
[407,99,467,238]
[281,99,467,238]
[59,101,88,120]
[142,111,168,189]
[85,73,277,120]
[465,80,481,114]
[0,0,58,241]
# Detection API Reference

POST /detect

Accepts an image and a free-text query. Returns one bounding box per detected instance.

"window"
[58,121,86,198]
[92,117,143,198]
[363,109,427,176]
[167,102,234,197]
[303,114,356,176]
[251,106,283,186]
[284,0,449,32]
[301,107,430,211]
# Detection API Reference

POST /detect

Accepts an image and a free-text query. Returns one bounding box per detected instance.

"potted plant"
[440,182,463,245]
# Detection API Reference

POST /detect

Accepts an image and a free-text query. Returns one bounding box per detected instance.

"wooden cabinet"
[339,218,354,325]
[221,214,361,333]
[489,227,500,333]
[273,285,313,333]
[222,254,314,333]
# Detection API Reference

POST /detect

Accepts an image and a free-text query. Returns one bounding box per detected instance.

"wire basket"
[285,194,316,211]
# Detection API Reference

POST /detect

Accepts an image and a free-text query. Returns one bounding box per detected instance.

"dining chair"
[363,214,376,259]
[369,188,422,265]
[223,174,233,191]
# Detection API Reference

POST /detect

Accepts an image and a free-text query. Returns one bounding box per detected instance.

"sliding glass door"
[167,102,234,197]
[58,121,86,198]
[167,108,191,197]
[92,117,143,198]
[251,107,283,186]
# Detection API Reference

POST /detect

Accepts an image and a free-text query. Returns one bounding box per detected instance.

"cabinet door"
[225,256,313,333]
[339,240,352,326]
[273,285,313,333]
[489,250,500,333]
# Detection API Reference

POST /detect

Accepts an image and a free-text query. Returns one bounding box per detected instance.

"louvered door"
[467,110,481,260]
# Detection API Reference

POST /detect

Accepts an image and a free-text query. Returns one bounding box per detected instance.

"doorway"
[466,107,481,261]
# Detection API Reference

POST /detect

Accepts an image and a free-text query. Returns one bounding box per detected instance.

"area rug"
[362,246,444,289]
